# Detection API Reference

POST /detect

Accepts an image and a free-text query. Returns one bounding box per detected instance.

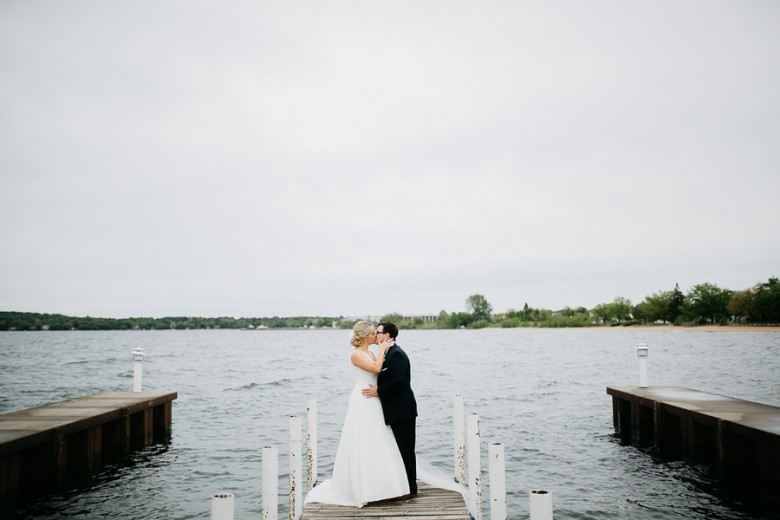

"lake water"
[1,328,778,519]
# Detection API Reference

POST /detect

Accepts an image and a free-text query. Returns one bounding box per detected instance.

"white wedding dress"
[304,351,409,507]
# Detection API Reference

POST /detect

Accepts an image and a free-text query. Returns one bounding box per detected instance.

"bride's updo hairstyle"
[350,321,374,347]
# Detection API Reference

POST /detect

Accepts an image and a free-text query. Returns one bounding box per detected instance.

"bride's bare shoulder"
[350,349,375,366]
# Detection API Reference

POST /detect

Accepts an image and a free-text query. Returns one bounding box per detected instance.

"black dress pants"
[390,418,417,494]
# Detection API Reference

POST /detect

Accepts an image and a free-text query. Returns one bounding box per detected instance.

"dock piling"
[488,442,506,520]
[132,348,145,392]
[289,415,302,520]
[210,492,234,520]
[262,445,278,520]
[306,400,317,492]
[636,343,648,387]
[454,394,466,483]
[529,490,553,520]
[467,412,482,520]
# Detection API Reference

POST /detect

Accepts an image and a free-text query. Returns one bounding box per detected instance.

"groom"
[362,321,418,499]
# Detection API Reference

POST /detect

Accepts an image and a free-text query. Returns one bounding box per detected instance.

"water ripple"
[1,329,777,520]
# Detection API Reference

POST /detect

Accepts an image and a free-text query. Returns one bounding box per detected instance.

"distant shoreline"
[584,325,780,332]
[482,325,780,333]
[2,325,779,332]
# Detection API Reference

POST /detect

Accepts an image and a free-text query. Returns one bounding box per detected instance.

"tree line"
[385,277,780,329]
[0,313,341,332]
[1,277,777,332]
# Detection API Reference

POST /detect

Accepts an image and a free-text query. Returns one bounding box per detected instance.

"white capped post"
[210,492,234,520]
[488,443,506,520]
[467,412,482,520]
[529,490,553,520]
[636,343,649,387]
[132,348,144,392]
[289,416,302,520]
[306,400,318,491]
[454,394,466,483]
[262,445,278,520]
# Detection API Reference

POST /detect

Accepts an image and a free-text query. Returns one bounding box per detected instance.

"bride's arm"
[350,339,392,373]
[350,349,386,373]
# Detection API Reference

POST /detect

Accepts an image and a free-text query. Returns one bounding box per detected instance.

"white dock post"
[637,343,649,387]
[454,394,466,483]
[132,348,144,392]
[210,492,234,520]
[306,400,318,492]
[488,443,506,520]
[467,412,482,520]
[529,490,553,520]
[289,416,302,520]
[262,445,278,520]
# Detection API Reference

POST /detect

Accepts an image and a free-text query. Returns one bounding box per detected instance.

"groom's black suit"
[376,343,418,494]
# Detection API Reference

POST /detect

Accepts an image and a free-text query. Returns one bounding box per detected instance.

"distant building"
[402,315,438,323]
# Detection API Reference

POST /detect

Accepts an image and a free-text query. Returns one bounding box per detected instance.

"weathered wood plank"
[302,482,470,520]
[0,391,177,507]
[607,385,780,514]
[0,391,177,456]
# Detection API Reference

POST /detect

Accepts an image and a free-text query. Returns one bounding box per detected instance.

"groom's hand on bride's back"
[362,384,378,398]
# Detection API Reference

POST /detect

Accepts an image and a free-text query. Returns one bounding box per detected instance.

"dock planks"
[0,391,176,507]
[302,482,470,520]
[607,385,780,514]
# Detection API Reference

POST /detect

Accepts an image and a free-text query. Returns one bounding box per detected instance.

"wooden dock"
[0,391,177,507]
[607,386,780,512]
[302,482,470,519]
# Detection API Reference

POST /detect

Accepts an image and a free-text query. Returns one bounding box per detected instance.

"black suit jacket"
[376,343,417,425]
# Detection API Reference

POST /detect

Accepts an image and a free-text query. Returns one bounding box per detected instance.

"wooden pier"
[607,386,780,512]
[0,391,177,507]
[270,395,493,520]
[301,481,470,520]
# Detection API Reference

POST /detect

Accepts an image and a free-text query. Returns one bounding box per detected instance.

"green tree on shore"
[669,283,685,324]
[466,294,493,322]
[751,277,780,323]
[640,290,672,323]
[684,283,733,324]
[727,290,753,322]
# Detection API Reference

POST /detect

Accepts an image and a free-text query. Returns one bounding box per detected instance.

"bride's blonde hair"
[350,321,374,347]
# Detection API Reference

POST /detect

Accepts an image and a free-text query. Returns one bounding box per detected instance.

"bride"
[304,321,410,507]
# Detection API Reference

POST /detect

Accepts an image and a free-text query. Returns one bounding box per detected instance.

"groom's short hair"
[379,321,399,339]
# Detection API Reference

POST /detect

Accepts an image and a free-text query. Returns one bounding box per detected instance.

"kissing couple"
[304,320,418,507]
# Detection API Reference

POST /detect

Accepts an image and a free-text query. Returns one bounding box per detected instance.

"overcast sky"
[1,1,778,319]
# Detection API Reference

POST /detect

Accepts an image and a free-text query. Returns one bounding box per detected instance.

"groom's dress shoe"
[391,493,418,501]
